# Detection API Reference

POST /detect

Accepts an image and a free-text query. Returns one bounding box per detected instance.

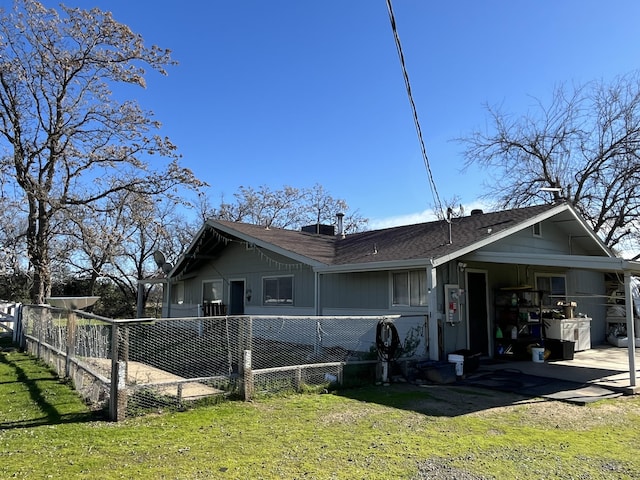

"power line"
[385,0,444,218]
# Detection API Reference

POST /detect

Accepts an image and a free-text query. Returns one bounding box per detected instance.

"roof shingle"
[211,203,559,267]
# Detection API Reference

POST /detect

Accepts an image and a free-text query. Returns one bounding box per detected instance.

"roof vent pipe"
[336,212,345,239]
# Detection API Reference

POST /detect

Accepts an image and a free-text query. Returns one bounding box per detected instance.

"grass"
[2,333,640,479]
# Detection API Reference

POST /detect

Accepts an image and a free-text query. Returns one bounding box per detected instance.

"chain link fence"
[19,306,426,420]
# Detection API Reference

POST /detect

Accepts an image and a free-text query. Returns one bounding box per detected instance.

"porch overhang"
[464,250,640,391]
[465,251,640,275]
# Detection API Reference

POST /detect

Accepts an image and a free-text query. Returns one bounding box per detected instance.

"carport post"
[624,273,637,387]
[426,264,438,361]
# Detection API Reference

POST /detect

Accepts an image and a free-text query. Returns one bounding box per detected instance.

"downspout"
[314,271,321,316]
[427,262,438,360]
[624,272,637,388]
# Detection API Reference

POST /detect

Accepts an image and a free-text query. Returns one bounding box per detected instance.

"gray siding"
[566,269,607,344]
[437,258,607,358]
[480,218,595,256]
[320,271,389,310]
[181,242,316,312]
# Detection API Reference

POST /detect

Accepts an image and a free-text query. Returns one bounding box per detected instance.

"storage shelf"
[495,289,542,359]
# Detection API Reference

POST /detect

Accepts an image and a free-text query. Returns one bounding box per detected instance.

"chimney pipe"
[336,212,345,238]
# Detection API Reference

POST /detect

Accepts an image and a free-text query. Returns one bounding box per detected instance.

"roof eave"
[167,221,212,278]
[315,258,436,274]
[466,251,640,273]
[207,220,329,268]
[563,203,613,256]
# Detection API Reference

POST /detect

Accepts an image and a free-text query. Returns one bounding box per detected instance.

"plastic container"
[447,353,464,377]
[531,347,545,363]
[417,361,456,384]
[545,338,575,360]
[451,349,481,373]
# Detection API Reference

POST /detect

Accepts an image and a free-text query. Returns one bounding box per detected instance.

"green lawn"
[2,335,640,479]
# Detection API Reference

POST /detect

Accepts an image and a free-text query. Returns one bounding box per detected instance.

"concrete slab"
[478,343,640,395]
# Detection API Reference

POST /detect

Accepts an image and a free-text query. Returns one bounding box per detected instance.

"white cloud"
[368,200,492,230]
[369,209,437,230]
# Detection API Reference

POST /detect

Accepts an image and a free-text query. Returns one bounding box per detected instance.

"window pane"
[410,270,427,306]
[263,278,278,304]
[172,282,184,304]
[551,276,566,303]
[536,275,566,306]
[203,280,223,303]
[551,277,566,296]
[280,277,293,304]
[393,272,409,305]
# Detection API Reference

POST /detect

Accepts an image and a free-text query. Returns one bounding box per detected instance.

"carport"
[466,251,640,391]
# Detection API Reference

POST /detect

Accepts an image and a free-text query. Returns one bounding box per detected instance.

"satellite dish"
[153,250,166,269]
[162,262,173,274]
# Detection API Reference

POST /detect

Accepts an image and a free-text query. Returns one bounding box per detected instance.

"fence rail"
[18,305,425,421]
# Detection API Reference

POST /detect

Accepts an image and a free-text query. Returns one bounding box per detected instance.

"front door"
[229,280,245,315]
[466,270,489,355]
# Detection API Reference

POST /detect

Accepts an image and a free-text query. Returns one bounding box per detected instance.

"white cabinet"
[545,318,591,351]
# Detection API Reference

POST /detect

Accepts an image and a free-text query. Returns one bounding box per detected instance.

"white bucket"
[447,353,465,377]
[447,354,464,363]
[531,347,545,363]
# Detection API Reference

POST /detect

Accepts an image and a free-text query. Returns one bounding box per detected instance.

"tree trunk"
[26,197,52,305]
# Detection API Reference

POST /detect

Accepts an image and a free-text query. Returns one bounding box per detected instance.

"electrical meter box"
[444,284,463,324]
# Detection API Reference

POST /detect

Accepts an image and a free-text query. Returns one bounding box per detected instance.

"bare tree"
[208,183,369,233]
[214,185,306,228]
[459,73,640,258]
[62,191,193,315]
[0,191,31,300]
[302,183,368,234]
[0,1,203,302]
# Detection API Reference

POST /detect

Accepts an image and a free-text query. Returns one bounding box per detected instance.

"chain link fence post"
[242,349,253,400]
[36,306,43,360]
[109,322,128,421]
[65,311,76,378]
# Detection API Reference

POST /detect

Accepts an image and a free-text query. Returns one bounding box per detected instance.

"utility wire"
[385,0,444,219]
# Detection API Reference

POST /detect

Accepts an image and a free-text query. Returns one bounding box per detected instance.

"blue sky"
[32,1,640,228]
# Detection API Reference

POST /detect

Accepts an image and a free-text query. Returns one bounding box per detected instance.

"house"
[156,202,640,366]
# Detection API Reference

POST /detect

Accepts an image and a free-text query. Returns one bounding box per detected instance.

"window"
[392,270,427,307]
[203,279,223,303]
[263,276,293,305]
[536,274,566,306]
[171,282,184,304]
[532,222,542,237]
